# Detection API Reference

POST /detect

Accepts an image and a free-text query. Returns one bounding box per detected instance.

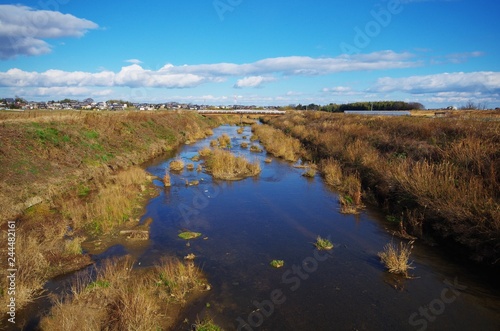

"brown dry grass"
[59,166,150,234]
[217,133,232,148]
[199,146,213,157]
[378,241,414,277]
[0,110,218,313]
[264,111,500,264]
[205,149,261,180]
[251,124,303,162]
[169,158,185,171]
[163,171,172,187]
[40,255,207,331]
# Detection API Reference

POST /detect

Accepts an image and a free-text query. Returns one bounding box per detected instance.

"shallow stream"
[10,124,500,331]
[140,125,500,330]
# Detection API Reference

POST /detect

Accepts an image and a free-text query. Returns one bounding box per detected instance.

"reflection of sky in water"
[136,125,500,331]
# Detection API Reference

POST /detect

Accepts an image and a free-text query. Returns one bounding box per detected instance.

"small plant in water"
[378,240,414,278]
[170,159,184,171]
[302,167,316,177]
[193,318,222,331]
[163,172,171,187]
[315,236,333,250]
[270,260,284,268]
[178,231,202,240]
[250,145,262,153]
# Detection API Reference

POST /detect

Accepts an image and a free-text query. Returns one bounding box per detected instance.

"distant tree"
[460,100,477,110]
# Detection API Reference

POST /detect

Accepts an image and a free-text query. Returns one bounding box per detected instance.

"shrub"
[378,241,414,277]
[163,172,171,187]
[314,236,333,250]
[169,159,184,171]
[199,146,212,157]
[205,149,261,180]
[321,158,342,187]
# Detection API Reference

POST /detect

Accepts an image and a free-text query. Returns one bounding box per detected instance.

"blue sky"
[0,0,499,108]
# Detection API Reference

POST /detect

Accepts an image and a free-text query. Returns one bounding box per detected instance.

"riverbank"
[263,111,500,266]
[0,110,227,320]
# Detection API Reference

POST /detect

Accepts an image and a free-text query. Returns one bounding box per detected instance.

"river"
[139,124,500,330]
[11,124,500,330]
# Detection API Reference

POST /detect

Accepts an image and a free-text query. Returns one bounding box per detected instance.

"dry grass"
[217,133,232,148]
[321,158,343,187]
[264,111,500,264]
[252,124,303,162]
[302,167,316,178]
[205,149,261,180]
[199,146,213,157]
[60,166,150,234]
[378,241,414,277]
[0,110,218,313]
[249,145,263,153]
[240,142,249,148]
[40,255,207,331]
[163,172,171,187]
[169,158,185,171]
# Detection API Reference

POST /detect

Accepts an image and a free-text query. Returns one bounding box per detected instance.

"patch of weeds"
[77,184,91,197]
[170,159,185,171]
[83,130,99,140]
[378,241,414,278]
[178,231,202,240]
[386,215,401,223]
[302,168,316,177]
[270,260,284,268]
[86,279,111,291]
[314,236,333,250]
[35,127,61,145]
[249,145,262,153]
[193,319,223,331]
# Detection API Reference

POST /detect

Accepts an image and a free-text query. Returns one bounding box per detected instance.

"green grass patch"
[178,231,202,240]
[86,280,110,291]
[270,260,284,268]
[314,236,333,250]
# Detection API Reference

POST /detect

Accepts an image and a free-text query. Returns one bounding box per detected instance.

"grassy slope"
[0,110,219,313]
[264,111,500,265]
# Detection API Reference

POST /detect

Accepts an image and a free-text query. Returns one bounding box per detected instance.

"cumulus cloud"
[371,71,500,94]
[167,51,418,77]
[0,51,420,89]
[234,76,276,88]
[321,86,361,95]
[0,5,98,59]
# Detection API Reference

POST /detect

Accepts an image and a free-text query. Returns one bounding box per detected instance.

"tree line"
[291,101,425,112]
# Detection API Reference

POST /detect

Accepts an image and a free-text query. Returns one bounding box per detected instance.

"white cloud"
[234,76,276,88]
[166,51,418,77]
[13,86,114,98]
[371,71,500,94]
[0,5,98,59]
[125,59,143,64]
[321,86,362,95]
[0,51,420,89]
